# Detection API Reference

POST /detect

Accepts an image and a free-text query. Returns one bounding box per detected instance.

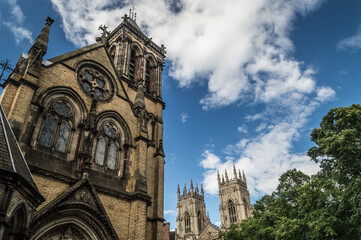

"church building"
[175,165,253,239]
[0,12,166,240]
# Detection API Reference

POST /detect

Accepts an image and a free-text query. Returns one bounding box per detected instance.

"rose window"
[78,67,113,101]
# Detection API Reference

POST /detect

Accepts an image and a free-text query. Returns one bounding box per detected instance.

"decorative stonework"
[76,62,115,101]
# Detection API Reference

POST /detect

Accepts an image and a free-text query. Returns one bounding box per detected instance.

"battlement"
[177,180,204,200]
[218,164,247,187]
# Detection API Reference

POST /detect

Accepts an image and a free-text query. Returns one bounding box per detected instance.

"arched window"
[129,49,136,82]
[228,200,237,223]
[109,45,116,62]
[243,198,248,218]
[7,204,27,239]
[185,212,191,233]
[38,100,73,153]
[94,122,120,170]
[145,59,151,93]
[197,211,202,233]
[145,57,157,94]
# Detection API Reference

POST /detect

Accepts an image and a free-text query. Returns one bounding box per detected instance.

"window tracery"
[228,200,237,223]
[38,100,73,153]
[94,122,120,171]
[185,212,191,233]
[77,64,114,101]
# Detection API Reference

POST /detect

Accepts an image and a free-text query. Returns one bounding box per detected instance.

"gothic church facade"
[176,166,253,239]
[0,13,166,240]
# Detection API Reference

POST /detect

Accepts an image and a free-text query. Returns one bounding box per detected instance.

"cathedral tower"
[218,165,253,230]
[0,11,166,240]
[176,181,211,239]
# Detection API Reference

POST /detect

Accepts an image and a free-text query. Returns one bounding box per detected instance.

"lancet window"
[129,49,137,82]
[38,100,73,153]
[94,122,120,170]
[228,200,237,223]
[185,212,191,233]
[197,211,203,233]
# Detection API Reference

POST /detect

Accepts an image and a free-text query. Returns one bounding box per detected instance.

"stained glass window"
[107,141,117,169]
[39,114,57,147]
[55,121,71,152]
[228,200,237,223]
[105,124,116,138]
[95,137,106,165]
[78,67,112,101]
[185,212,191,233]
[54,102,71,116]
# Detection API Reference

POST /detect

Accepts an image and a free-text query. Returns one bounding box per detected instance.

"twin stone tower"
[176,165,253,240]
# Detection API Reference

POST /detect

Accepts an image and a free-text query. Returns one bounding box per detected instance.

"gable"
[44,43,129,102]
[30,178,119,240]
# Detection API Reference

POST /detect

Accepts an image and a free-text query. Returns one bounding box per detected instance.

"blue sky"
[1,0,361,230]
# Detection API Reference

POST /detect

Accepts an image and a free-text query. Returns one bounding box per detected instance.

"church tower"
[218,165,253,230]
[176,181,210,239]
[0,10,166,240]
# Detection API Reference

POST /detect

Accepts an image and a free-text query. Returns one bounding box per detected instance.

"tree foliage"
[219,105,361,240]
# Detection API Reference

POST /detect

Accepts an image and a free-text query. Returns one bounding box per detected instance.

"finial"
[233,164,238,180]
[183,184,187,196]
[238,169,242,181]
[242,170,247,184]
[217,169,221,185]
[201,184,204,197]
[190,180,194,195]
[222,175,225,184]
[225,170,229,183]
[135,13,137,21]
[195,184,199,194]
[177,184,180,198]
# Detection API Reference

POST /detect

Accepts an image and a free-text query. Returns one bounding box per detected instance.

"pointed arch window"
[197,211,203,233]
[145,58,157,94]
[94,122,120,170]
[228,200,237,223]
[185,212,191,233]
[243,198,248,218]
[129,49,137,82]
[38,100,73,153]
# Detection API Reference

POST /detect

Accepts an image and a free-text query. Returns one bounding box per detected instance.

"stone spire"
[190,180,194,195]
[222,174,225,184]
[183,184,187,196]
[177,184,180,198]
[15,17,54,77]
[225,170,229,183]
[29,17,54,56]
[242,170,247,184]
[233,164,238,180]
[195,184,199,195]
[238,169,242,181]
[217,169,221,185]
[201,184,204,197]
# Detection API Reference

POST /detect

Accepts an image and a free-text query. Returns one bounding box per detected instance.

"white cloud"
[316,87,335,102]
[4,23,32,44]
[3,0,32,44]
[337,27,361,51]
[164,209,176,215]
[199,150,222,169]
[245,113,263,121]
[255,122,267,132]
[50,0,326,108]
[180,112,189,123]
[237,126,248,134]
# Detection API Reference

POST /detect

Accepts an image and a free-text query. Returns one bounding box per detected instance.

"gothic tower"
[218,165,253,230]
[0,11,166,240]
[176,181,211,239]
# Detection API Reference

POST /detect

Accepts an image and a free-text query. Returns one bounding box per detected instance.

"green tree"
[219,105,361,240]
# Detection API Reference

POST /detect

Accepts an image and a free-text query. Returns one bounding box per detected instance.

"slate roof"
[0,104,38,190]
